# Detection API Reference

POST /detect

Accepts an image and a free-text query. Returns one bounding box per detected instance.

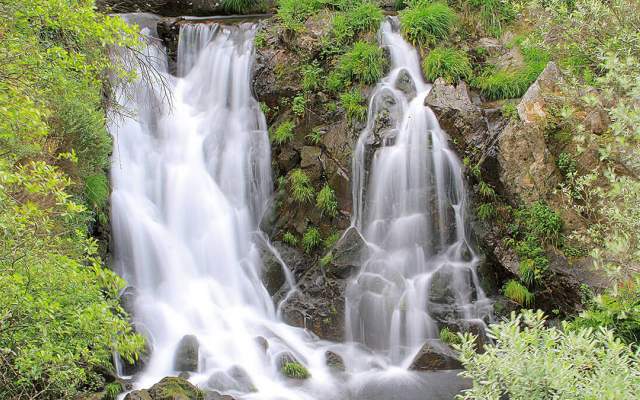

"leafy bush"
[222,0,257,13]
[399,2,456,46]
[301,62,323,92]
[339,89,368,122]
[277,0,323,31]
[515,201,563,245]
[281,361,311,379]
[423,47,473,84]
[503,279,534,306]
[334,41,386,86]
[518,258,541,287]
[457,310,640,400]
[292,94,306,117]
[288,169,315,203]
[302,227,322,253]
[282,231,298,246]
[316,184,339,217]
[477,203,496,220]
[271,120,295,145]
[557,152,577,176]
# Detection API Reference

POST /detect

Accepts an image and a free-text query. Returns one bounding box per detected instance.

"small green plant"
[439,327,461,345]
[478,181,496,198]
[254,29,267,48]
[345,2,384,34]
[104,382,123,400]
[503,279,534,306]
[292,94,306,117]
[282,231,298,246]
[84,173,109,210]
[501,102,519,120]
[259,101,270,115]
[469,0,516,37]
[281,361,311,379]
[422,47,472,84]
[324,231,340,249]
[320,252,333,267]
[222,0,257,13]
[316,184,339,217]
[518,258,541,287]
[515,201,563,245]
[477,203,496,220]
[271,120,295,145]
[557,152,577,176]
[339,89,368,122]
[302,227,322,253]
[335,41,386,86]
[306,127,323,145]
[399,2,456,46]
[301,62,322,92]
[277,0,323,31]
[289,169,315,203]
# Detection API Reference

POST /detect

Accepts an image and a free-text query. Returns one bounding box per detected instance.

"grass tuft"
[423,47,472,84]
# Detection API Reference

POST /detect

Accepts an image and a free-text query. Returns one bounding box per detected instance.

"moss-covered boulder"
[125,377,205,400]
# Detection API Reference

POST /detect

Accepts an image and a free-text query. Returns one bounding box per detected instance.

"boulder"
[394,68,416,99]
[324,350,345,371]
[517,62,563,124]
[408,340,462,371]
[119,286,138,317]
[326,227,367,279]
[206,366,254,393]
[174,335,199,372]
[125,377,205,400]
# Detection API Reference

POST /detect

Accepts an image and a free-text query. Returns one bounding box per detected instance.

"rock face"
[174,335,199,372]
[125,377,205,400]
[325,227,367,278]
[408,340,463,371]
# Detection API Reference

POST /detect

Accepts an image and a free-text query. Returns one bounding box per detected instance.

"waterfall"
[346,18,492,364]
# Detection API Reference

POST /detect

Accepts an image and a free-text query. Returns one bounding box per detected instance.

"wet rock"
[300,146,323,181]
[119,286,138,316]
[394,68,416,99]
[126,377,205,400]
[207,366,255,393]
[275,146,300,173]
[255,336,269,352]
[326,227,367,279]
[258,242,287,295]
[205,391,237,400]
[428,265,477,305]
[409,340,462,371]
[324,350,345,371]
[352,370,470,400]
[517,62,563,124]
[174,335,199,372]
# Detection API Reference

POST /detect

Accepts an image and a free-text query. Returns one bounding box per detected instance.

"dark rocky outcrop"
[125,377,205,400]
[408,340,463,371]
[174,335,199,372]
[324,227,367,279]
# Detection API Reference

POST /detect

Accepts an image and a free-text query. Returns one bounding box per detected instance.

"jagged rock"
[254,336,269,352]
[258,242,287,295]
[125,377,205,400]
[324,350,345,371]
[275,146,300,173]
[326,227,367,279]
[517,62,563,124]
[428,264,477,305]
[174,335,199,372]
[207,366,254,393]
[408,340,462,371]
[394,68,416,99]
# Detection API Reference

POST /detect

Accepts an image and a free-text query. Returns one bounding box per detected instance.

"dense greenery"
[423,47,472,84]
[0,0,144,398]
[399,1,456,46]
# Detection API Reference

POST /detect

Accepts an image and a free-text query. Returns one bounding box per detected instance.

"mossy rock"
[125,377,205,400]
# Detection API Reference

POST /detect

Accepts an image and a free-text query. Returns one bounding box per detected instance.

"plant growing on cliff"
[339,89,368,122]
[302,62,323,92]
[456,310,640,400]
[399,2,457,46]
[222,0,257,14]
[503,279,534,306]
[281,361,311,379]
[292,94,306,117]
[469,0,516,37]
[282,231,298,246]
[306,127,324,145]
[271,120,295,145]
[324,231,341,249]
[316,184,339,217]
[477,203,496,220]
[302,227,322,253]
[423,47,473,84]
[289,169,315,203]
[335,41,386,86]
[277,0,323,31]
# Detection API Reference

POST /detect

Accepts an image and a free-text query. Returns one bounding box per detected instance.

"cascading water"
[346,18,492,364]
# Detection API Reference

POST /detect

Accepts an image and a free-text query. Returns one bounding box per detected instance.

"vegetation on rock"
[423,47,473,84]
[281,361,311,379]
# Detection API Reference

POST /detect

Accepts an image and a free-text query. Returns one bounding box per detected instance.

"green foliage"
[222,0,257,13]
[281,361,311,379]
[324,231,341,249]
[316,184,339,217]
[301,62,323,92]
[518,258,541,287]
[457,310,640,400]
[440,327,462,345]
[85,173,109,210]
[503,279,534,306]
[514,201,563,245]
[423,47,472,84]
[399,2,457,46]
[282,231,298,246]
[320,252,333,267]
[306,127,324,145]
[339,89,368,122]
[477,203,496,220]
[501,102,519,120]
[302,227,322,253]
[478,181,496,199]
[104,382,123,400]
[277,0,323,31]
[557,152,577,176]
[271,120,295,145]
[334,41,386,87]
[289,169,315,203]
[254,29,267,48]
[469,0,516,37]
[292,94,306,117]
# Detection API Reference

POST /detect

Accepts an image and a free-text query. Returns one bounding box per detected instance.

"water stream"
[109,14,484,400]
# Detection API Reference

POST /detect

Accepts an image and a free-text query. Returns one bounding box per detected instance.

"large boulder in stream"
[125,377,205,400]
[408,340,463,371]
[174,335,199,372]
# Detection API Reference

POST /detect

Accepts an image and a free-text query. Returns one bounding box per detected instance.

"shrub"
[422,47,472,84]
[477,203,496,220]
[222,0,257,14]
[518,258,541,287]
[399,2,456,46]
[339,89,368,122]
[457,310,640,400]
[301,62,322,92]
[503,279,534,306]
[302,227,322,253]
[335,41,386,85]
[515,201,563,245]
[478,181,496,198]
[282,231,298,246]
[85,173,109,210]
[271,120,295,145]
[557,152,577,176]
[292,94,306,117]
[316,184,339,216]
[289,169,315,203]
[281,362,311,379]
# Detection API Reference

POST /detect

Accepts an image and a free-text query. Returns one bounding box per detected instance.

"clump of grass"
[503,279,534,306]
[470,0,516,37]
[339,89,368,122]
[281,362,311,379]
[324,231,340,249]
[84,173,109,210]
[346,2,384,33]
[334,41,386,86]
[328,2,383,49]
[478,181,496,198]
[316,184,339,217]
[222,0,257,14]
[320,252,333,267]
[302,227,322,253]
[399,2,456,46]
[439,327,461,345]
[277,0,323,31]
[423,47,473,84]
[477,203,496,220]
[271,120,295,145]
[501,101,519,120]
[104,382,123,400]
[292,94,306,117]
[283,231,298,246]
[306,127,323,145]
[288,169,315,203]
[519,259,541,288]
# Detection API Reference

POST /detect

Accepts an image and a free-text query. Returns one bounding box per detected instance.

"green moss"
[423,47,472,84]
[399,2,456,46]
[281,362,311,379]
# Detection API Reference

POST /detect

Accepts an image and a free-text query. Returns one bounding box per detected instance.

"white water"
[109,14,484,400]
[346,19,492,364]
